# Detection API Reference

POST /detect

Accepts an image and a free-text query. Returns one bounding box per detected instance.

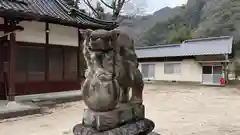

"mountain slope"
[140,0,240,46]
[118,6,184,42]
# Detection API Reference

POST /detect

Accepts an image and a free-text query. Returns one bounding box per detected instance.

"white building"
[136,36,233,85]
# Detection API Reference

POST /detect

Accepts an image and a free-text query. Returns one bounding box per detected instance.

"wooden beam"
[0,29,22,38]
[197,60,230,63]
[0,24,23,32]
[0,24,23,39]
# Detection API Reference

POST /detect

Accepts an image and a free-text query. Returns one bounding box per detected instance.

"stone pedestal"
[73,103,159,135]
[82,103,145,131]
[73,118,156,135]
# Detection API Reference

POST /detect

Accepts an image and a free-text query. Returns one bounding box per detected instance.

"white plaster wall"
[15,21,78,46]
[0,17,4,36]
[155,62,182,81]
[49,24,78,46]
[181,59,202,82]
[0,17,3,23]
[16,21,45,43]
[139,59,202,82]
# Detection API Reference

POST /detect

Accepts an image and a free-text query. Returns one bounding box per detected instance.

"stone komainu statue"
[81,29,144,112]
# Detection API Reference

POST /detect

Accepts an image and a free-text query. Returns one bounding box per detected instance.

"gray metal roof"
[136,36,233,58]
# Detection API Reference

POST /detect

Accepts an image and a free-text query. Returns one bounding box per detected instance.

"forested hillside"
[136,0,240,46]
[118,6,184,44]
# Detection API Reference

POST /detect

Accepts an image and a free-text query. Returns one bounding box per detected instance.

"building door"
[202,66,213,84]
[213,66,223,84]
[202,65,223,85]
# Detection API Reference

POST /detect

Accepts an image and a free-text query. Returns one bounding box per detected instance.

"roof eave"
[0,9,118,30]
[137,53,232,59]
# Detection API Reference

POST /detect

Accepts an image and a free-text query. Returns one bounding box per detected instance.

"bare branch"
[83,0,101,18]
[75,0,80,8]
[82,0,146,21]
[120,0,126,6]
[111,0,125,20]
[111,0,117,11]
[100,0,113,9]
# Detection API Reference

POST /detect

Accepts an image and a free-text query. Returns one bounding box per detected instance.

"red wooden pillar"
[45,23,49,81]
[8,20,17,101]
[0,19,8,100]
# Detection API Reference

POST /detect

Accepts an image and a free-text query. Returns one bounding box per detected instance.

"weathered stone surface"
[77,29,158,135]
[81,29,144,112]
[132,103,145,119]
[82,103,145,131]
[82,29,120,112]
[73,118,155,135]
[148,132,161,135]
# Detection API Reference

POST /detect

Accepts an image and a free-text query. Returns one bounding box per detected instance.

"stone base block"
[82,103,145,131]
[74,118,155,135]
[148,132,161,135]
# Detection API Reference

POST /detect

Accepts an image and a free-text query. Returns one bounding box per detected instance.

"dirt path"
[1,84,240,135]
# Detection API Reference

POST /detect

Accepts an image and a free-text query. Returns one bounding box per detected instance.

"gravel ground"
[1,84,240,135]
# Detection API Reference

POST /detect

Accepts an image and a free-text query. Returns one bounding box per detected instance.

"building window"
[16,46,27,82]
[16,46,45,82]
[202,66,212,74]
[64,48,77,80]
[141,64,155,79]
[16,44,80,82]
[164,63,181,74]
[27,47,45,81]
[49,47,63,81]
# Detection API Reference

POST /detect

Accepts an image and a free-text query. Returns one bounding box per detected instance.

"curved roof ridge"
[55,0,118,25]
[0,0,118,30]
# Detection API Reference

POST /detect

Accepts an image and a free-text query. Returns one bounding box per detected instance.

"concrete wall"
[138,59,202,82]
[181,59,202,82]
[15,21,78,46]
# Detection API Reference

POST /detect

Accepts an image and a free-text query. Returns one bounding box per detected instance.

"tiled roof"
[136,36,233,58]
[0,0,118,30]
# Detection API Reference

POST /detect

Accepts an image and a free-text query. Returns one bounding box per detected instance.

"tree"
[64,0,80,9]
[167,25,192,44]
[82,0,146,21]
[231,41,240,80]
[139,15,193,46]
[140,21,170,46]
[233,60,240,80]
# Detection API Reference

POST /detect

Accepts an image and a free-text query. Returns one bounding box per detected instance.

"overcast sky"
[146,0,188,14]
[81,0,188,15]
